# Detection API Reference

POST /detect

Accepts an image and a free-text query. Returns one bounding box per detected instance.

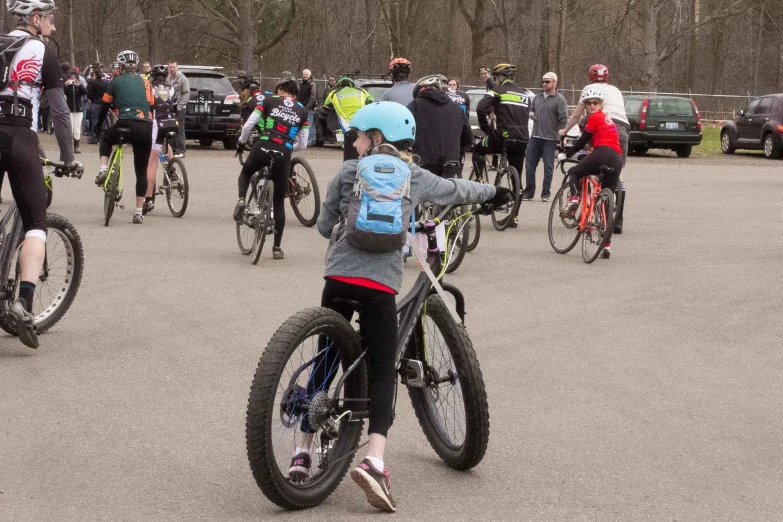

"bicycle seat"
[330,298,363,312]
[116,127,132,141]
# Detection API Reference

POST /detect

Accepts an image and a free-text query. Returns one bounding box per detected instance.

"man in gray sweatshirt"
[167,62,190,157]
[522,72,568,202]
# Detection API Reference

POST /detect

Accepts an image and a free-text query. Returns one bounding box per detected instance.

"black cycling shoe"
[613,221,623,234]
[8,298,38,349]
[233,199,246,223]
[95,170,107,186]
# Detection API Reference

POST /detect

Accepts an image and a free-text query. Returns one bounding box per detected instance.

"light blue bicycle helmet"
[349,101,415,146]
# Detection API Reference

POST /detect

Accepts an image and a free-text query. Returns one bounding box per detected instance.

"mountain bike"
[547,156,615,264]
[246,132,321,227]
[467,140,522,233]
[0,161,85,337]
[154,130,189,217]
[237,148,277,264]
[246,204,490,509]
[100,127,130,226]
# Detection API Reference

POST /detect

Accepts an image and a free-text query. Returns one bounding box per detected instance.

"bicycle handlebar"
[41,159,84,179]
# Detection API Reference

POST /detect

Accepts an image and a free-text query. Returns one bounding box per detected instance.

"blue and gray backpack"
[344,153,412,252]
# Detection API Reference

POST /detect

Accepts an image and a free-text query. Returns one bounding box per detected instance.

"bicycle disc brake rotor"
[279,384,308,428]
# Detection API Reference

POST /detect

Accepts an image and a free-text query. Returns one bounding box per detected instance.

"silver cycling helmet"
[580,87,604,103]
[413,74,448,98]
[6,0,56,14]
[116,50,139,68]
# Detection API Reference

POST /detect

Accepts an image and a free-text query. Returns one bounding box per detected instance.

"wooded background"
[1,0,781,96]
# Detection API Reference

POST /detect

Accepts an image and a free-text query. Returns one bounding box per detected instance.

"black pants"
[305,278,398,437]
[238,143,290,248]
[100,119,153,198]
[342,129,358,161]
[472,131,526,180]
[0,125,47,233]
[419,162,462,179]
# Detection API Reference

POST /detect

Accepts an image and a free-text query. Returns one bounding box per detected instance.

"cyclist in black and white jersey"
[1,0,80,348]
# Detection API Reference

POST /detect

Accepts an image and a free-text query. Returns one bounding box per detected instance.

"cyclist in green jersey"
[95,50,154,224]
[319,77,373,161]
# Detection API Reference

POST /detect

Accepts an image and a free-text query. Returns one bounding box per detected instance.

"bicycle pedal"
[401,359,425,388]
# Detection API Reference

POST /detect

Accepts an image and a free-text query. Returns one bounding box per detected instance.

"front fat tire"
[0,213,84,335]
[246,307,366,510]
[165,158,189,217]
[408,296,490,470]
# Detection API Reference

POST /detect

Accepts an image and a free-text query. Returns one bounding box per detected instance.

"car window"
[365,86,390,100]
[185,75,235,94]
[625,99,642,116]
[647,98,693,117]
[468,92,489,111]
[754,97,773,115]
[744,99,760,115]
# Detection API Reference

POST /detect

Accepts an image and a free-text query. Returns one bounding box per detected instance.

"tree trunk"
[539,0,550,76]
[643,1,660,91]
[68,0,75,66]
[239,0,257,72]
[556,0,566,77]
[686,0,700,92]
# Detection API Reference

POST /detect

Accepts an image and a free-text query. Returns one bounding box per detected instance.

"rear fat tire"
[246,307,366,509]
[407,296,490,470]
[0,213,84,336]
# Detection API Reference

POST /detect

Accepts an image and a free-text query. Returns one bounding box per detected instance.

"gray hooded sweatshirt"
[317,160,495,293]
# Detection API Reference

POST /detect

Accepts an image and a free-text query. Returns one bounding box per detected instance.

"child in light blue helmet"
[283,101,511,512]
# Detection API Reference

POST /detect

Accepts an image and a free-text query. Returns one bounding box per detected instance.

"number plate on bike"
[336,132,344,142]
[664,122,679,130]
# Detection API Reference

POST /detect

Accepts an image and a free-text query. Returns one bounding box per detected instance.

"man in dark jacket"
[297,69,317,146]
[407,75,472,178]
[64,70,87,153]
[86,64,108,143]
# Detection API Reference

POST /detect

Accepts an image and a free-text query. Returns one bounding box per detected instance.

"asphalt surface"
[1,139,781,521]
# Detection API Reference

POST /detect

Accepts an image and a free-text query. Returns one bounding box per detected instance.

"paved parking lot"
[1,139,781,521]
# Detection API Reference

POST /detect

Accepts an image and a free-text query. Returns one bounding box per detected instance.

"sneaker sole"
[351,467,396,512]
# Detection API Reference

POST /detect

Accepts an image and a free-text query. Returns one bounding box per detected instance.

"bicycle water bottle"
[159,152,167,164]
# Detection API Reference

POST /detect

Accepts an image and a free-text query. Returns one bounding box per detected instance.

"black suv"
[625,95,702,157]
[180,66,242,149]
[720,94,783,159]
[314,76,392,147]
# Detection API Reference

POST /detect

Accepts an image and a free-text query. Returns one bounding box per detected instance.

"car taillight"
[639,98,648,130]
[692,100,701,131]
[777,124,783,134]
[224,95,240,105]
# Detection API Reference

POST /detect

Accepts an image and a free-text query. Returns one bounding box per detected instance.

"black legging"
[471,130,526,179]
[303,278,398,437]
[565,145,622,195]
[0,125,47,233]
[99,119,153,197]
[238,143,289,248]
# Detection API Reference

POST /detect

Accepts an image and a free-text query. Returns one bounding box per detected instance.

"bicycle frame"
[0,203,23,302]
[578,175,604,233]
[103,143,124,193]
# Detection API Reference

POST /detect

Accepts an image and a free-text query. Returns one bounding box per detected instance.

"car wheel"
[199,138,214,148]
[720,129,736,154]
[763,132,781,159]
[223,136,238,150]
[675,145,692,158]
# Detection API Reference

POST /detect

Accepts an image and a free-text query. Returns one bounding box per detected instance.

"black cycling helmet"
[413,74,447,98]
[335,76,354,89]
[490,63,516,80]
[150,64,167,80]
[241,76,260,91]
[274,71,299,96]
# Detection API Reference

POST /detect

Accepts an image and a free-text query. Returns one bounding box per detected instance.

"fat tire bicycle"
[0,160,84,337]
[237,148,277,264]
[467,141,522,233]
[245,205,490,509]
[153,130,189,217]
[547,157,615,264]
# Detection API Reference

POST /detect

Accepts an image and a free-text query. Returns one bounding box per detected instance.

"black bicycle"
[237,148,277,264]
[0,161,85,337]
[246,205,490,509]
[467,140,522,233]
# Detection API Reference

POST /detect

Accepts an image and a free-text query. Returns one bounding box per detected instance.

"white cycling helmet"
[6,0,56,14]
[580,87,604,103]
[116,50,139,67]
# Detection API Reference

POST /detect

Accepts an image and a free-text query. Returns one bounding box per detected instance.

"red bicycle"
[547,163,615,264]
